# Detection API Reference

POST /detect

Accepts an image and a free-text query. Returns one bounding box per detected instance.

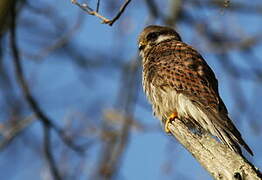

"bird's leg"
[165,112,178,133]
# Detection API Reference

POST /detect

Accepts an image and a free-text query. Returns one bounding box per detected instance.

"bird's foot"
[165,112,178,133]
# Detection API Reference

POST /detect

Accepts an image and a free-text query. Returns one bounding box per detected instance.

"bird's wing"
[147,41,253,155]
[148,41,225,113]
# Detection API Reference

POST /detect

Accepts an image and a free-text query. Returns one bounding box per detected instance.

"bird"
[138,25,253,156]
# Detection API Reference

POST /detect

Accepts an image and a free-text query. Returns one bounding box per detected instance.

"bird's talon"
[165,112,178,133]
[164,122,171,133]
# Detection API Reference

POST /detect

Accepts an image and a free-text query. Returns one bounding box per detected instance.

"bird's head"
[138,25,182,57]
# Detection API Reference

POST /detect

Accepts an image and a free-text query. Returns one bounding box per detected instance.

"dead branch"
[168,119,262,180]
[71,0,131,26]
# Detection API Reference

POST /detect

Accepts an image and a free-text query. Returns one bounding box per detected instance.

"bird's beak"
[139,41,146,51]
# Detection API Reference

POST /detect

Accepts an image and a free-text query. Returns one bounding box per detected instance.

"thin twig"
[108,0,131,26]
[71,0,131,26]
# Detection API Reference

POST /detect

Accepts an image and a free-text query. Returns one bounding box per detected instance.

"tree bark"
[168,119,262,180]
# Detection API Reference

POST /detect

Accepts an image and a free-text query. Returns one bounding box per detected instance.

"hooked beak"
[138,41,146,51]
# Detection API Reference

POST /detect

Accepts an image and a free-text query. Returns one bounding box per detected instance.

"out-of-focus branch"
[144,0,160,18]
[43,124,62,180]
[0,115,35,150]
[165,0,182,26]
[103,109,144,131]
[167,119,262,180]
[95,58,139,179]
[96,0,100,12]
[9,2,87,154]
[71,0,131,26]
[0,0,16,36]
[189,0,262,14]
[10,4,62,180]
[23,12,84,60]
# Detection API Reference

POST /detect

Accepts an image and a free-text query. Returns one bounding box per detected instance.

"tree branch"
[0,115,35,150]
[95,59,139,179]
[10,2,87,154]
[71,0,131,26]
[168,119,262,179]
[43,124,62,180]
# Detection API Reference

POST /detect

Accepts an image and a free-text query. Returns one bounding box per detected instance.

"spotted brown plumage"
[138,25,253,156]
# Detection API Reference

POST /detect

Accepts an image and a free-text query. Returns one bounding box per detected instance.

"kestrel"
[138,25,253,156]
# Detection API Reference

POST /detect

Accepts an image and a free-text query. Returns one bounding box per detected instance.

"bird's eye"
[146,32,158,41]
[139,44,145,51]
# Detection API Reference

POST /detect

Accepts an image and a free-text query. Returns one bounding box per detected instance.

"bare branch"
[168,119,262,180]
[9,3,87,154]
[71,0,131,26]
[144,0,160,18]
[0,115,35,150]
[108,0,131,26]
[188,0,262,14]
[96,0,100,12]
[95,58,139,179]
[23,12,84,60]
[43,124,62,180]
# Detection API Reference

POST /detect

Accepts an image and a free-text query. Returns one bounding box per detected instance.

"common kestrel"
[138,25,253,156]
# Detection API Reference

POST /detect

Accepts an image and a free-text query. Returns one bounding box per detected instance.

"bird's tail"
[202,108,253,156]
